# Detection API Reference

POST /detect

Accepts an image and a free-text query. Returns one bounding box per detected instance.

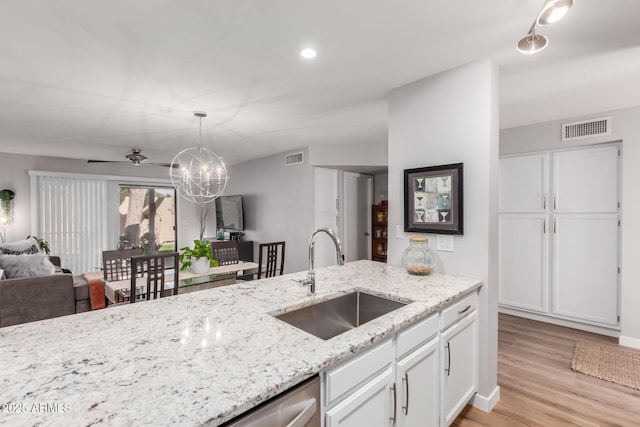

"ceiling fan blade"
[149,162,180,168]
[87,160,130,164]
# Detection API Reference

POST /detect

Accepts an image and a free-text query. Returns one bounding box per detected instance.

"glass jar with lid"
[401,237,436,275]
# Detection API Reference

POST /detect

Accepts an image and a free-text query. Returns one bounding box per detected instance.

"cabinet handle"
[402,373,409,415]
[543,193,547,210]
[390,383,397,423]
[457,305,471,315]
[553,193,557,210]
[446,342,451,376]
[543,219,546,234]
[554,219,557,234]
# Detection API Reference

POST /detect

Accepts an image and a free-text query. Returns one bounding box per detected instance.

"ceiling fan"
[88,149,176,168]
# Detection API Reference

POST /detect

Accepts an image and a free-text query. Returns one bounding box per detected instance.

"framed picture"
[404,163,463,234]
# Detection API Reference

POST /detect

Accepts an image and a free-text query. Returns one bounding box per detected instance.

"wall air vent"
[284,151,304,166]
[562,116,611,141]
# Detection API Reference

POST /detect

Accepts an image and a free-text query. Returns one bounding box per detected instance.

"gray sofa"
[0,257,90,328]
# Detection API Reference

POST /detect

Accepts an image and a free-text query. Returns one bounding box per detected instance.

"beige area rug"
[571,341,640,390]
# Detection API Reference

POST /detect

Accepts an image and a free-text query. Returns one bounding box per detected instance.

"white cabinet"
[553,215,619,325]
[441,311,478,426]
[396,314,440,427]
[499,215,548,312]
[325,367,394,427]
[499,144,620,330]
[397,337,439,427]
[500,153,548,212]
[323,294,479,427]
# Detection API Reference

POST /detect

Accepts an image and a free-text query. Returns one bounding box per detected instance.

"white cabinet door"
[500,153,548,212]
[441,313,478,426]
[397,337,439,427]
[326,367,394,427]
[499,215,548,312]
[552,145,619,213]
[553,215,619,325]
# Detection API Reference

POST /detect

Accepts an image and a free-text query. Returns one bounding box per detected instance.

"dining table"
[104,261,259,303]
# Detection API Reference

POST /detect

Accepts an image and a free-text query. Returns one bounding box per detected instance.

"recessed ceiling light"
[300,48,317,59]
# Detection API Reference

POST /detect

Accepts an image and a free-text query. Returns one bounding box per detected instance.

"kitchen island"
[0,260,481,426]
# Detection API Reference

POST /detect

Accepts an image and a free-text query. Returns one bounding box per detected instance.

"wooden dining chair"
[129,252,179,303]
[210,240,240,265]
[257,241,285,279]
[102,248,144,282]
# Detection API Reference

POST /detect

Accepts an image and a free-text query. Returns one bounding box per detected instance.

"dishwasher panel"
[224,375,320,427]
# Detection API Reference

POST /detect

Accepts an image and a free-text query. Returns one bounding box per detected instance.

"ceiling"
[0,1,638,166]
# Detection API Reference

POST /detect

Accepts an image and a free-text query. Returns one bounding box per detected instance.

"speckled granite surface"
[0,260,481,426]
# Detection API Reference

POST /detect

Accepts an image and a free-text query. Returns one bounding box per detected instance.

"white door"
[500,153,548,213]
[397,338,439,427]
[343,172,372,262]
[325,368,394,427]
[314,168,339,269]
[499,215,548,312]
[553,215,619,325]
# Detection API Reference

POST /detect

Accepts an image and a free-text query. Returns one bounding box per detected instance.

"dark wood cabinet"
[371,203,388,263]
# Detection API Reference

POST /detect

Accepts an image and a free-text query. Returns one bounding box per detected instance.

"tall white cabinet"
[499,144,620,330]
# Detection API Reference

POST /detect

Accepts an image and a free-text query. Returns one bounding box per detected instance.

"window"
[118,185,177,253]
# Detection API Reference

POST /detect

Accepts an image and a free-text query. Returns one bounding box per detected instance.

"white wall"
[500,105,640,348]
[0,152,201,251]
[223,148,314,274]
[308,141,387,168]
[388,59,500,408]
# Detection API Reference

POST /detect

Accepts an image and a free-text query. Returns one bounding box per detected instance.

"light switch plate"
[436,235,454,252]
[396,225,405,239]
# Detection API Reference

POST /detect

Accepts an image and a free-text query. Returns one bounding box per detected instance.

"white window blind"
[34,175,107,274]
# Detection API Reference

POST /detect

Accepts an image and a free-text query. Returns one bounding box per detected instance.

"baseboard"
[619,335,640,350]
[499,306,620,338]
[471,386,500,413]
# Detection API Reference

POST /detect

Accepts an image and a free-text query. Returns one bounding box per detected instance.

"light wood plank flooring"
[453,314,640,427]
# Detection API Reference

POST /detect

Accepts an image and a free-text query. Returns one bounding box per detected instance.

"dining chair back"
[129,252,179,303]
[211,240,240,266]
[102,248,144,282]
[257,241,286,279]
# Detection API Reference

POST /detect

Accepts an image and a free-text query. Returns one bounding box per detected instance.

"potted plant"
[0,189,14,224]
[179,239,219,273]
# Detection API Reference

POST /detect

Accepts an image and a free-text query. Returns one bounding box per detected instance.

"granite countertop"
[0,260,481,426]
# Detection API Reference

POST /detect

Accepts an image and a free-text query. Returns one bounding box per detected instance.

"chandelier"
[169,112,228,204]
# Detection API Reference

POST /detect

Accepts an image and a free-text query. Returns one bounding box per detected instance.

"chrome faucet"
[302,228,345,295]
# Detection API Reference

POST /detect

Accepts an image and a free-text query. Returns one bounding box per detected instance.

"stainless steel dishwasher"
[224,375,320,427]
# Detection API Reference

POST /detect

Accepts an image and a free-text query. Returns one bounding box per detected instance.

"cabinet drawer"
[441,292,478,331]
[325,339,393,405]
[396,313,439,359]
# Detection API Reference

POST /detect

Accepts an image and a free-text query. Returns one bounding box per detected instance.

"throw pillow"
[0,254,56,279]
[2,245,40,255]
[0,237,40,254]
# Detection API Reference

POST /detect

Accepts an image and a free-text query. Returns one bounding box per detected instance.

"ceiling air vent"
[562,116,611,141]
[285,151,304,166]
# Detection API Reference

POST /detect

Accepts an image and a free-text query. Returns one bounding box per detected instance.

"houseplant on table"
[179,239,218,273]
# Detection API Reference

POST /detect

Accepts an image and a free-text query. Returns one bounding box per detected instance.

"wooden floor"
[452,314,640,427]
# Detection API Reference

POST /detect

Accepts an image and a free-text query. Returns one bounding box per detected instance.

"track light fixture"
[517,0,573,54]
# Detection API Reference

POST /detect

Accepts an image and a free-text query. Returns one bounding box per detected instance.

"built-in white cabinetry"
[323,291,479,427]
[440,292,478,426]
[499,144,620,331]
[396,314,440,427]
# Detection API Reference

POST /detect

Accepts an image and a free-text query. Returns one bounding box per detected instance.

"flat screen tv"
[215,195,245,231]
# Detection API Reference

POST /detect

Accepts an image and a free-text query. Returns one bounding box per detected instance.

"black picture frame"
[404,163,464,234]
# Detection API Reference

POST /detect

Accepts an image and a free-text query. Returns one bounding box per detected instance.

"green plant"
[235,231,246,242]
[0,190,13,223]
[178,239,219,271]
[27,235,51,255]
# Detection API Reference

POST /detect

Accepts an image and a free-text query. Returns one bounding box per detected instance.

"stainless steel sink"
[274,291,409,340]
